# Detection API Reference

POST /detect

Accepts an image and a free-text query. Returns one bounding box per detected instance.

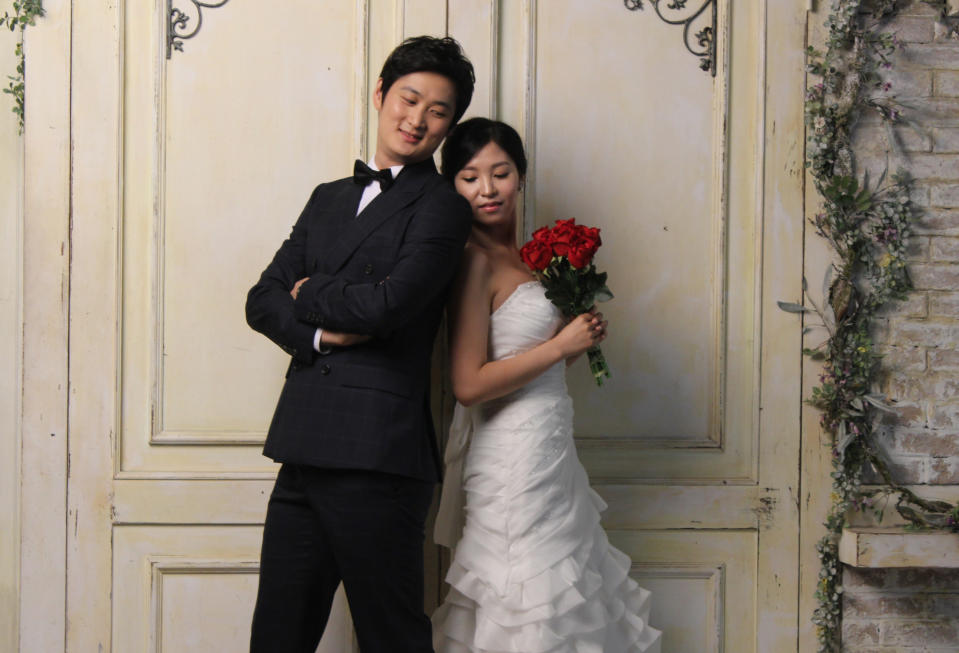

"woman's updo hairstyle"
[441,118,527,183]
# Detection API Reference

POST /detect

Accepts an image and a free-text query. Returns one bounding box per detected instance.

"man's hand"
[290,277,309,300]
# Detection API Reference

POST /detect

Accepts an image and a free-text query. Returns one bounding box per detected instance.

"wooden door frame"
[16,0,72,650]
[758,2,810,650]
[0,18,24,653]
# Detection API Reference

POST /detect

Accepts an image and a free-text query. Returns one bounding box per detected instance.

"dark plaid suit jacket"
[246,158,472,482]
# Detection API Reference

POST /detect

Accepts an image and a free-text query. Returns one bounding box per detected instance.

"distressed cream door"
[64,1,463,651]
[56,1,807,652]
[447,1,807,651]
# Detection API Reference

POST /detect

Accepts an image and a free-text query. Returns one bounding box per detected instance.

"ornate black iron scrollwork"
[167,0,231,59]
[623,0,717,76]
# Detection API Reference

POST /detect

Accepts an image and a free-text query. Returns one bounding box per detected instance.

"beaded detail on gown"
[432,281,661,653]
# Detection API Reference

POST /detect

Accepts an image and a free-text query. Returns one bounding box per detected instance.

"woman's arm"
[448,250,606,407]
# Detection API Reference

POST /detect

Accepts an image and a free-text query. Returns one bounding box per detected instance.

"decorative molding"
[167,0,231,59]
[522,0,537,242]
[112,479,276,524]
[394,0,406,44]
[631,563,725,653]
[487,0,500,118]
[533,0,743,473]
[150,557,259,653]
[623,0,718,76]
[124,1,370,472]
[354,0,370,162]
[151,429,265,446]
[576,434,722,449]
[115,470,277,480]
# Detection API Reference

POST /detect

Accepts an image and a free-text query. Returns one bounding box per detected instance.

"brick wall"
[843,568,959,650]
[853,2,959,486]
[841,2,959,651]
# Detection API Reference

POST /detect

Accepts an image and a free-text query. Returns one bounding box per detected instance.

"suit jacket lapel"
[324,159,439,274]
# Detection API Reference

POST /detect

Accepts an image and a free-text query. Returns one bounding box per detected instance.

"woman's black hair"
[379,36,475,125]
[441,118,528,182]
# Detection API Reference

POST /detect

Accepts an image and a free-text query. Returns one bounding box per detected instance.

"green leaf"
[863,393,895,412]
[822,266,833,306]
[777,301,809,313]
[593,286,613,303]
[835,421,855,462]
[802,348,826,360]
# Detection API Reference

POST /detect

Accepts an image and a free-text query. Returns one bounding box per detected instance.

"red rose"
[580,226,601,250]
[520,239,553,271]
[549,219,577,256]
[567,242,593,268]
[576,227,601,262]
[531,225,552,243]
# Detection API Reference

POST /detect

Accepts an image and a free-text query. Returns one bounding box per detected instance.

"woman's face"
[453,141,523,228]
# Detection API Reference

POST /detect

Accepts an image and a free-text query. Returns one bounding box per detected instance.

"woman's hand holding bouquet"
[520,218,613,386]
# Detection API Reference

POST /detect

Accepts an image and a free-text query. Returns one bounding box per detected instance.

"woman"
[432,118,661,653]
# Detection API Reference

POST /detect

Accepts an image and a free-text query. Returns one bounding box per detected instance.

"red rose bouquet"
[520,218,613,386]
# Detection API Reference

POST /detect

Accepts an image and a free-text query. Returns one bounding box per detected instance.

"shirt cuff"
[313,328,332,355]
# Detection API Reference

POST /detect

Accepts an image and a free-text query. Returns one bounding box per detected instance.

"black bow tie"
[353,159,395,192]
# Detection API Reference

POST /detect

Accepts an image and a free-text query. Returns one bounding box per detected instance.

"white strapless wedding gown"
[432,281,661,653]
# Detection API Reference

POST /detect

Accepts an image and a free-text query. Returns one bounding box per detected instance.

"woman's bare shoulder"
[459,243,493,281]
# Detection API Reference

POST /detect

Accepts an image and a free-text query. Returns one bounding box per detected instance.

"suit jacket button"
[320,364,331,375]
[364,263,374,275]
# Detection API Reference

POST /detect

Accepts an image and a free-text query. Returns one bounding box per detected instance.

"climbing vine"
[0,0,43,132]
[789,1,959,650]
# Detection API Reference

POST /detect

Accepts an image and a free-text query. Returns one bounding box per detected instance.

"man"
[245,36,474,653]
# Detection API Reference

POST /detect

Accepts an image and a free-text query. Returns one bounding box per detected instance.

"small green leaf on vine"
[777,301,809,313]
[0,0,44,132]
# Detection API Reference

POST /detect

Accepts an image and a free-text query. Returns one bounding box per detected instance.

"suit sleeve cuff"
[293,274,329,325]
[313,328,332,354]
[285,320,317,365]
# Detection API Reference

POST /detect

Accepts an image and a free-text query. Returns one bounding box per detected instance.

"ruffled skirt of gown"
[431,282,661,653]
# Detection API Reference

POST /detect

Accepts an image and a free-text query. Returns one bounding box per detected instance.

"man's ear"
[372,78,384,111]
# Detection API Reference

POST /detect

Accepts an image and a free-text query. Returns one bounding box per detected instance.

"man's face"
[373,71,456,169]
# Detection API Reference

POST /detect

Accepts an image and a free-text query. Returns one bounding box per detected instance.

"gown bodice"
[477,281,568,430]
[488,280,564,362]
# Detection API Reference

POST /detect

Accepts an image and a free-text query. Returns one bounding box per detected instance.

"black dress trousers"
[250,464,435,653]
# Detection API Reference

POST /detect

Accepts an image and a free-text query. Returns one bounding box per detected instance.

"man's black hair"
[379,36,475,125]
